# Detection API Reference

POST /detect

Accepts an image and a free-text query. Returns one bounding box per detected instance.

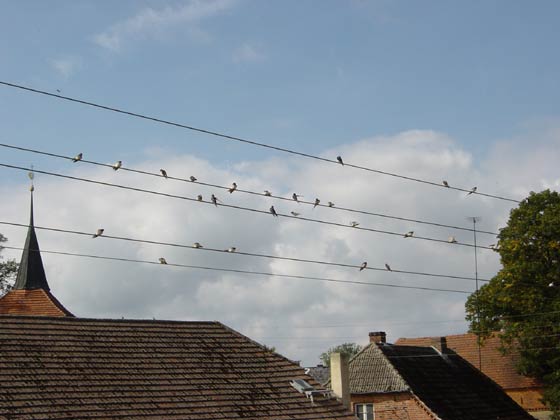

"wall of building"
[351,392,436,420]
[506,387,547,412]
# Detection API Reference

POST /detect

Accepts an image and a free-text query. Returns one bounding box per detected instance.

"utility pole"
[467,216,482,371]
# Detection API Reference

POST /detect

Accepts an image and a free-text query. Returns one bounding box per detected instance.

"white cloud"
[233,43,266,63]
[93,0,235,51]
[50,57,81,78]
[1,127,559,365]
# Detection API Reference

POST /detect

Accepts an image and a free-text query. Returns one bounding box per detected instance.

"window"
[355,403,374,420]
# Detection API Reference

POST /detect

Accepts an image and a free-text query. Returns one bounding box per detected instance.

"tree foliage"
[465,190,560,417]
[319,342,363,367]
[0,233,18,296]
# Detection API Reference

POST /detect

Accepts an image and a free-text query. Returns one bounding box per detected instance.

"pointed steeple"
[13,191,50,291]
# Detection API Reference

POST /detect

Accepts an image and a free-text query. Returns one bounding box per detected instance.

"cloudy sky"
[1,0,560,365]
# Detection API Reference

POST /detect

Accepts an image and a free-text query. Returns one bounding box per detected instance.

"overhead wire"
[0,162,497,250]
[1,246,471,294]
[0,220,491,283]
[0,80,521,204]
[0,142,500,236]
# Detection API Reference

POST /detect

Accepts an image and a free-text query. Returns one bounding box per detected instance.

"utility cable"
[0,143,500,236]
[1,246,471,294]
[0,162,496,250]
[0,220,491,282]
[0,80,521,204]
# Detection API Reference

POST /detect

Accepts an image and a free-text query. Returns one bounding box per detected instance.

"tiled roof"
[305,365,330,385]
[0,316,355,419]
[378,344,534,420]
[395,333,541,389]
[0,289,74,317]
[348,344,409,394]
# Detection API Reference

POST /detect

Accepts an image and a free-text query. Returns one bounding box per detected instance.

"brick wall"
[351,392,436,420]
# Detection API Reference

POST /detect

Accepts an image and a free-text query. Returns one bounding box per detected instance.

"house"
[0,195,355,419]
[396,333,551,419]
[330,332,535,420]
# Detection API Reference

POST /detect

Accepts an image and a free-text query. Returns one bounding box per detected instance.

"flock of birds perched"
[72,152,481,273]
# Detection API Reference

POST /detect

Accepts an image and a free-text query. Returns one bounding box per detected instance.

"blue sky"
[2,0,560,172]
[1,1,560,364]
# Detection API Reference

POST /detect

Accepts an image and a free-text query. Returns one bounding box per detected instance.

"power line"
[0,162,497,250]
[0,143,500,236]
[0,220,491,283]
[1,246,471,294]
[0,80,521,204]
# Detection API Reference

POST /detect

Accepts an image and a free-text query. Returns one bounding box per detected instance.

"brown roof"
[347,344,409,394]
[0,289,74,317]
[0,316,355,419]
[395,333,541,390]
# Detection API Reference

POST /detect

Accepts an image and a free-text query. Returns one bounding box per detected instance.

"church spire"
[13,187,50,291]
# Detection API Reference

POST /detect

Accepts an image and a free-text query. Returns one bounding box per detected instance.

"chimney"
[369,331,386,344]
[330,352,350,408]
[430,336,447,353]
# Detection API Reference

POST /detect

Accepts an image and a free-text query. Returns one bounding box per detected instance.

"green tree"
[0,233,18,296]
[319,343,363,367]
[465,190,560,417]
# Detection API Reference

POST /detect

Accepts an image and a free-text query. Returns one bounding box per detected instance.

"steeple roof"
[13,192,49,291]
[0,191,73,317]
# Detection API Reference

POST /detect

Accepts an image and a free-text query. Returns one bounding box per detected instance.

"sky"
[1,0,560,365]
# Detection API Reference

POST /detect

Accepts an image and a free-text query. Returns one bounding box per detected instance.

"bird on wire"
[190,176,197,182]
[227,247,237,253]
[228,182,237,193]
[467,186,477,195]
[92,228,104,238]
[337,156,344,165]
[313,198,320,208]
[112,160,122,171]
[160,169,168,178]
[197,195,203,201]
[359,262,367,271]
[442,180,449,187]
[292,193,302,203]
[193,242,203,249]
[328,202,335,207]
[350,221,359,227]
[385,263,392,271]
[264,190,272,196]
[159,257,167,264]
[72,153,83,163]
[211,194,218,207]
[291,211,300,217]
[448,236,458,243]
[404,231,414,238]
[270,206,278,217]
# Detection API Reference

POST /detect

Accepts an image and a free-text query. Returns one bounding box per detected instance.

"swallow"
[112,160,122,171]
[350,221,359,227]
[359,262,367,271]
[448,236,458,243]
[197,195,203,201]
[190,176,197,182]
[292,193,302,203]
[72,153,83,163]
[337,156,344,165]
[227,247,236,253]
[313,198,320,208]
[467,187,477,196]
[404,231,414,238]
[385,263,392,271]
[291,211,300,217]
[328,202,335,207]
[270,206,278,217]
[92,228,104,238]
[442,180,449,187]
[211,194,218,206]
[264,190,272,196]
[193,242,203,249]
[160,169,168,178]
[159,257,167,264]
[229,182,237,193]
